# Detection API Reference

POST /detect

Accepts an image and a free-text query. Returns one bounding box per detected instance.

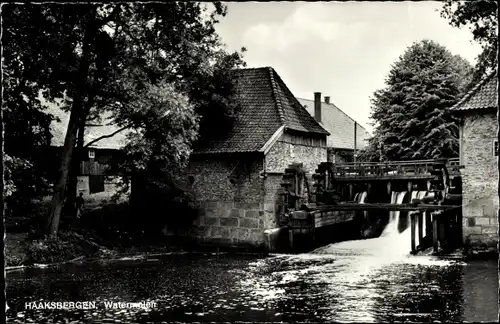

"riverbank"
[5,231,271,272]
[5,222,268,269]
[5,197,195,268]
[5,228,195,268]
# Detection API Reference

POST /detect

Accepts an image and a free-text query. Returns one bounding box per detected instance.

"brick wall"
[188,154,267,247]
[460,112,498,253]
[265,132,327,174]
[263,174,285,229]
[187,132,327,248]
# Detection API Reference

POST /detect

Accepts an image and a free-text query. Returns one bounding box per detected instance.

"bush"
[26,231,99,264]
[5,254,24,267]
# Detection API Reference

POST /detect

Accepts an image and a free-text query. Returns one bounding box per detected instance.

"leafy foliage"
[2,8,59,215]
[364,40,473,162]
[3,3,245,235]
[115,80,200,173]
[441,0,498,84]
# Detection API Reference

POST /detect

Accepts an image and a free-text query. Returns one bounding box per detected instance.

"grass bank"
[5,197,201,267]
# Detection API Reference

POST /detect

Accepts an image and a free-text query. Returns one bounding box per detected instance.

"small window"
[88,149,95,159]
[494,140,498,157]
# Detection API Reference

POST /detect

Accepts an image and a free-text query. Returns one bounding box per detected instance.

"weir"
[279,158,462,255]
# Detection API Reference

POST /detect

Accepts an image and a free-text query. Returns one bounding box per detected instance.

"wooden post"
[432,212,439,253]
[418,212,423,247]
[456,212,463,247]
[354,122,357,163]
[425,211,432,239]
[289,229,294,251]
[309,213,316,247]
[410,212,416,254]
[294,173,298,207]
[439,212,447,249]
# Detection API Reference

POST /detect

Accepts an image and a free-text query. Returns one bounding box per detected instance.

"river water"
[6,215,499,323]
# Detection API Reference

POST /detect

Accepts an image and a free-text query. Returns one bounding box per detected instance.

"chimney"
[314,92,322,123]
[324,96,330,104]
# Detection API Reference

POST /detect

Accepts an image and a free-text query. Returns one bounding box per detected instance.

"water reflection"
[6,252,498,323]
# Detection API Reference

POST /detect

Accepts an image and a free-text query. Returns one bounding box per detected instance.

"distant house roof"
[297,98,371,150]
[452,70,497,113]
[194,67,329,154]
[45,98,129,150]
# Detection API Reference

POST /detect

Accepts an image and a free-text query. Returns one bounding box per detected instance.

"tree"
[440,0,498,85]
[366,40,473,162]
[2,9,57,216]
[2,2,245,236]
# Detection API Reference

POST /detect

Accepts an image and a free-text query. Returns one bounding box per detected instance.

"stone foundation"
[191,201,267,247]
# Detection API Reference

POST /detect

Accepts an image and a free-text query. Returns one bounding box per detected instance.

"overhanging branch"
[84,125,130,148]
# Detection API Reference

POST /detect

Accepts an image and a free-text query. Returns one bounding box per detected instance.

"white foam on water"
[380,191,407,237]
[358,191,368,219]
[309,191,458,268]
[245,190,463,322]
[358,191,367,203]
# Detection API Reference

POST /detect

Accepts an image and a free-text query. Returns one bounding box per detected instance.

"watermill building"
[187,67,329,248]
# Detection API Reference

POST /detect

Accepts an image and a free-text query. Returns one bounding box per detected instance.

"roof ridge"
[270,70,329,135]
[268,67,286,125]
[232,66,272,72]
[296,97,369,132]
[452,69,497,110]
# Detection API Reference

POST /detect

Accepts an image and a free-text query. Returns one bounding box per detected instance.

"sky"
[214,1,483,133]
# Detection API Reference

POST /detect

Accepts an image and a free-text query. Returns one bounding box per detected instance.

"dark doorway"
[89,175,105,194]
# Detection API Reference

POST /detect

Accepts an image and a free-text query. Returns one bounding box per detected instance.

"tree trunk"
[68,93,94,203]
[67,123,85,204]
[0,92,4,230]
[47,99,85,236]
[47,11,98,236]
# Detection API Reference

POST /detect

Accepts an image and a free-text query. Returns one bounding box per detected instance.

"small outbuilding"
[452,70,498,254]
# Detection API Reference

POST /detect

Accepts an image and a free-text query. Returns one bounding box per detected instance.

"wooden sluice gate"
[279,158,463,254]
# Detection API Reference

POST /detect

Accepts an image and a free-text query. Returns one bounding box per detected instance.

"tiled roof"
[45,97,129,150]
[297,98,371,150]
[452,70,497,112]
[194,67,329,154]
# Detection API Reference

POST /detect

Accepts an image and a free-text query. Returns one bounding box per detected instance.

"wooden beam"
[333,175,441,181]
[260,125,285,155]
[425,212,432,238]
[312,203,461,212]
